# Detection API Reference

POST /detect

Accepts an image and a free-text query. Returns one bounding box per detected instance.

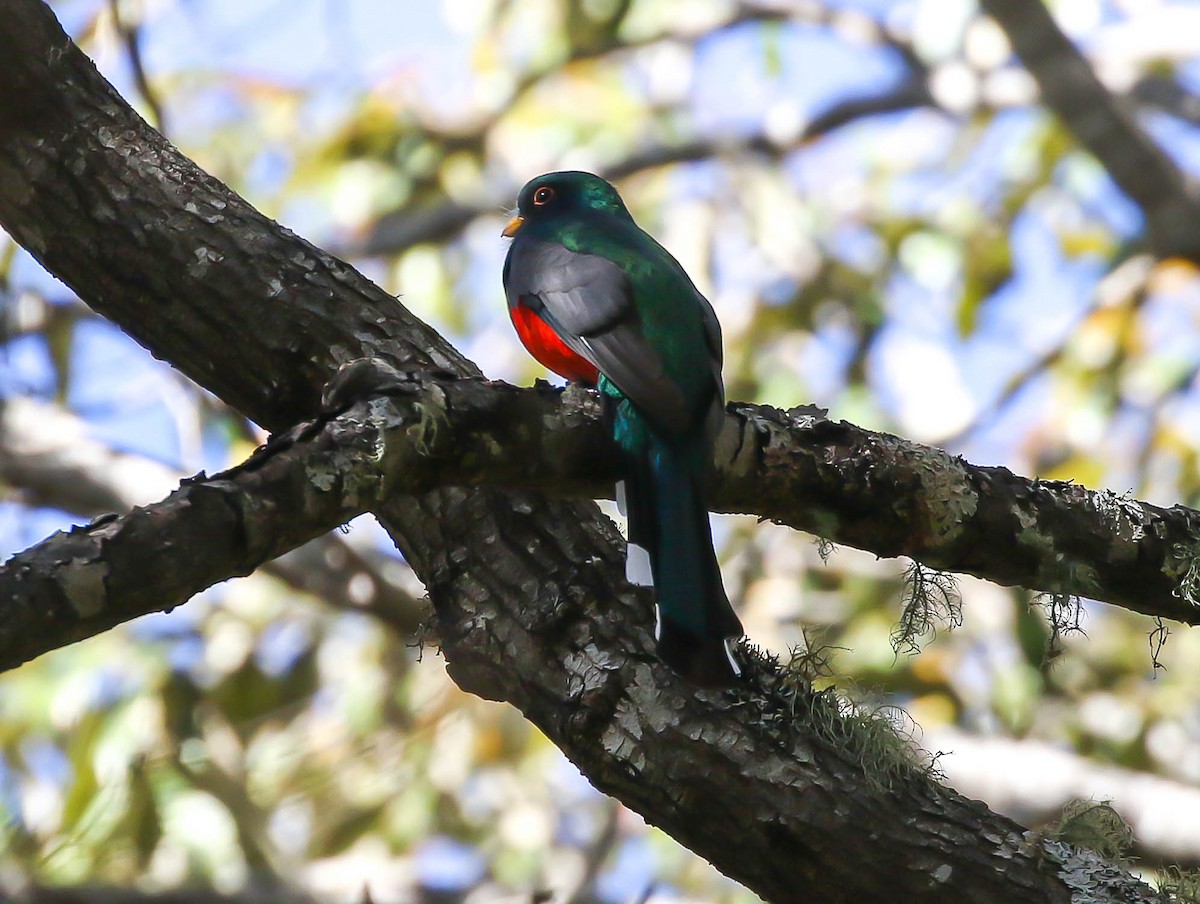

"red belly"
[510,300,599,385]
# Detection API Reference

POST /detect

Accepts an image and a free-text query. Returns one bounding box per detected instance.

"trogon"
[502,171,744,687]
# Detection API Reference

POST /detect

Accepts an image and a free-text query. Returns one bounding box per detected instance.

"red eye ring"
[532,186,555,206]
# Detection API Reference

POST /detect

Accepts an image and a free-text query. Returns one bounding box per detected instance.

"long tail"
[619,436,743,688]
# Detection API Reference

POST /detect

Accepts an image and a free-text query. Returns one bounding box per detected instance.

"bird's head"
[502,171,632,237]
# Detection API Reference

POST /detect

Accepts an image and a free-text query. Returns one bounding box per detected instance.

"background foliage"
[4,0,1200,899]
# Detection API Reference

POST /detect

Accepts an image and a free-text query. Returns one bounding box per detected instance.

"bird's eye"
[532,186,555,206]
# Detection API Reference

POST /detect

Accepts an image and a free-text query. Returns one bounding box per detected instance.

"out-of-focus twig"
[359,1,933,256]
[106,0,167,132]
[361,74,934,255]
[1130,75,1200,128]
[980,0,1200,262]
[929,726,1200,868]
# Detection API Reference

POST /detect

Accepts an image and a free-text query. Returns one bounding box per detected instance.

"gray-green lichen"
[305,444,385,512]
[1015,502,1058,559]
[914,451,979,544]
[60,555,107,618]
[1092,489,1147,552]
[1040,838,1161,904]
[1037,803,1170,903]
[893,562,962,655]
[1050,801,1134,864]
[740,641,939,792]
[405,391,447,455]
[1167,540,1200,608]
[306,461,339,493]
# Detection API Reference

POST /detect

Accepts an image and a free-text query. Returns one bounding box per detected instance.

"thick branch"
[0,1,473,427]
[6,376,1200,662]
[0,374,1171,902]
[0,395,426,633]
[0,394,399,664]
[981,0,1200,261]
[0,385,1081,904]
[719,402,1200,625]
[0,377,613,668]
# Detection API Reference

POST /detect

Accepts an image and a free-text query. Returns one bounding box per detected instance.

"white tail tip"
[626,542,654,588]
[724,638,742,676]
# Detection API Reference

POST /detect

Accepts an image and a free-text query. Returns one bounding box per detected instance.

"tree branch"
[980,0,1200,262]
[6,372,1200,671]
[0,389,1089,904]
[1132,75,1200,128]
[0,395,427,634]
[0,375,612,669]
[0,2,1171,900]
[719,401,1200,625]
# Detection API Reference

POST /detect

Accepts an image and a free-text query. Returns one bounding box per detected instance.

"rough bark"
[4,374,1200,673]
[0,1,1177,901]
[717,402,1200,625]
[0,393,1082,899]
[0,394,425,634]
[0,387,443,665]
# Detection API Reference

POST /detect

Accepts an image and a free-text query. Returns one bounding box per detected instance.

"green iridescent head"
[503,171,632,236]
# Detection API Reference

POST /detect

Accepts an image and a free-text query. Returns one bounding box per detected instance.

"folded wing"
[504,238,694,436]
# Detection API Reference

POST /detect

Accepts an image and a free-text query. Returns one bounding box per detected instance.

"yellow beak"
[502,215,525,237]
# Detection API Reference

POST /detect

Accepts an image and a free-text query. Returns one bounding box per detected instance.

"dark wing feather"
[504,240,623,336]
[505,238,693,434]
[696,291,726,441]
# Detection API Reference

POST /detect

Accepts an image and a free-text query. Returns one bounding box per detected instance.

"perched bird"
[502,171,743,687]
